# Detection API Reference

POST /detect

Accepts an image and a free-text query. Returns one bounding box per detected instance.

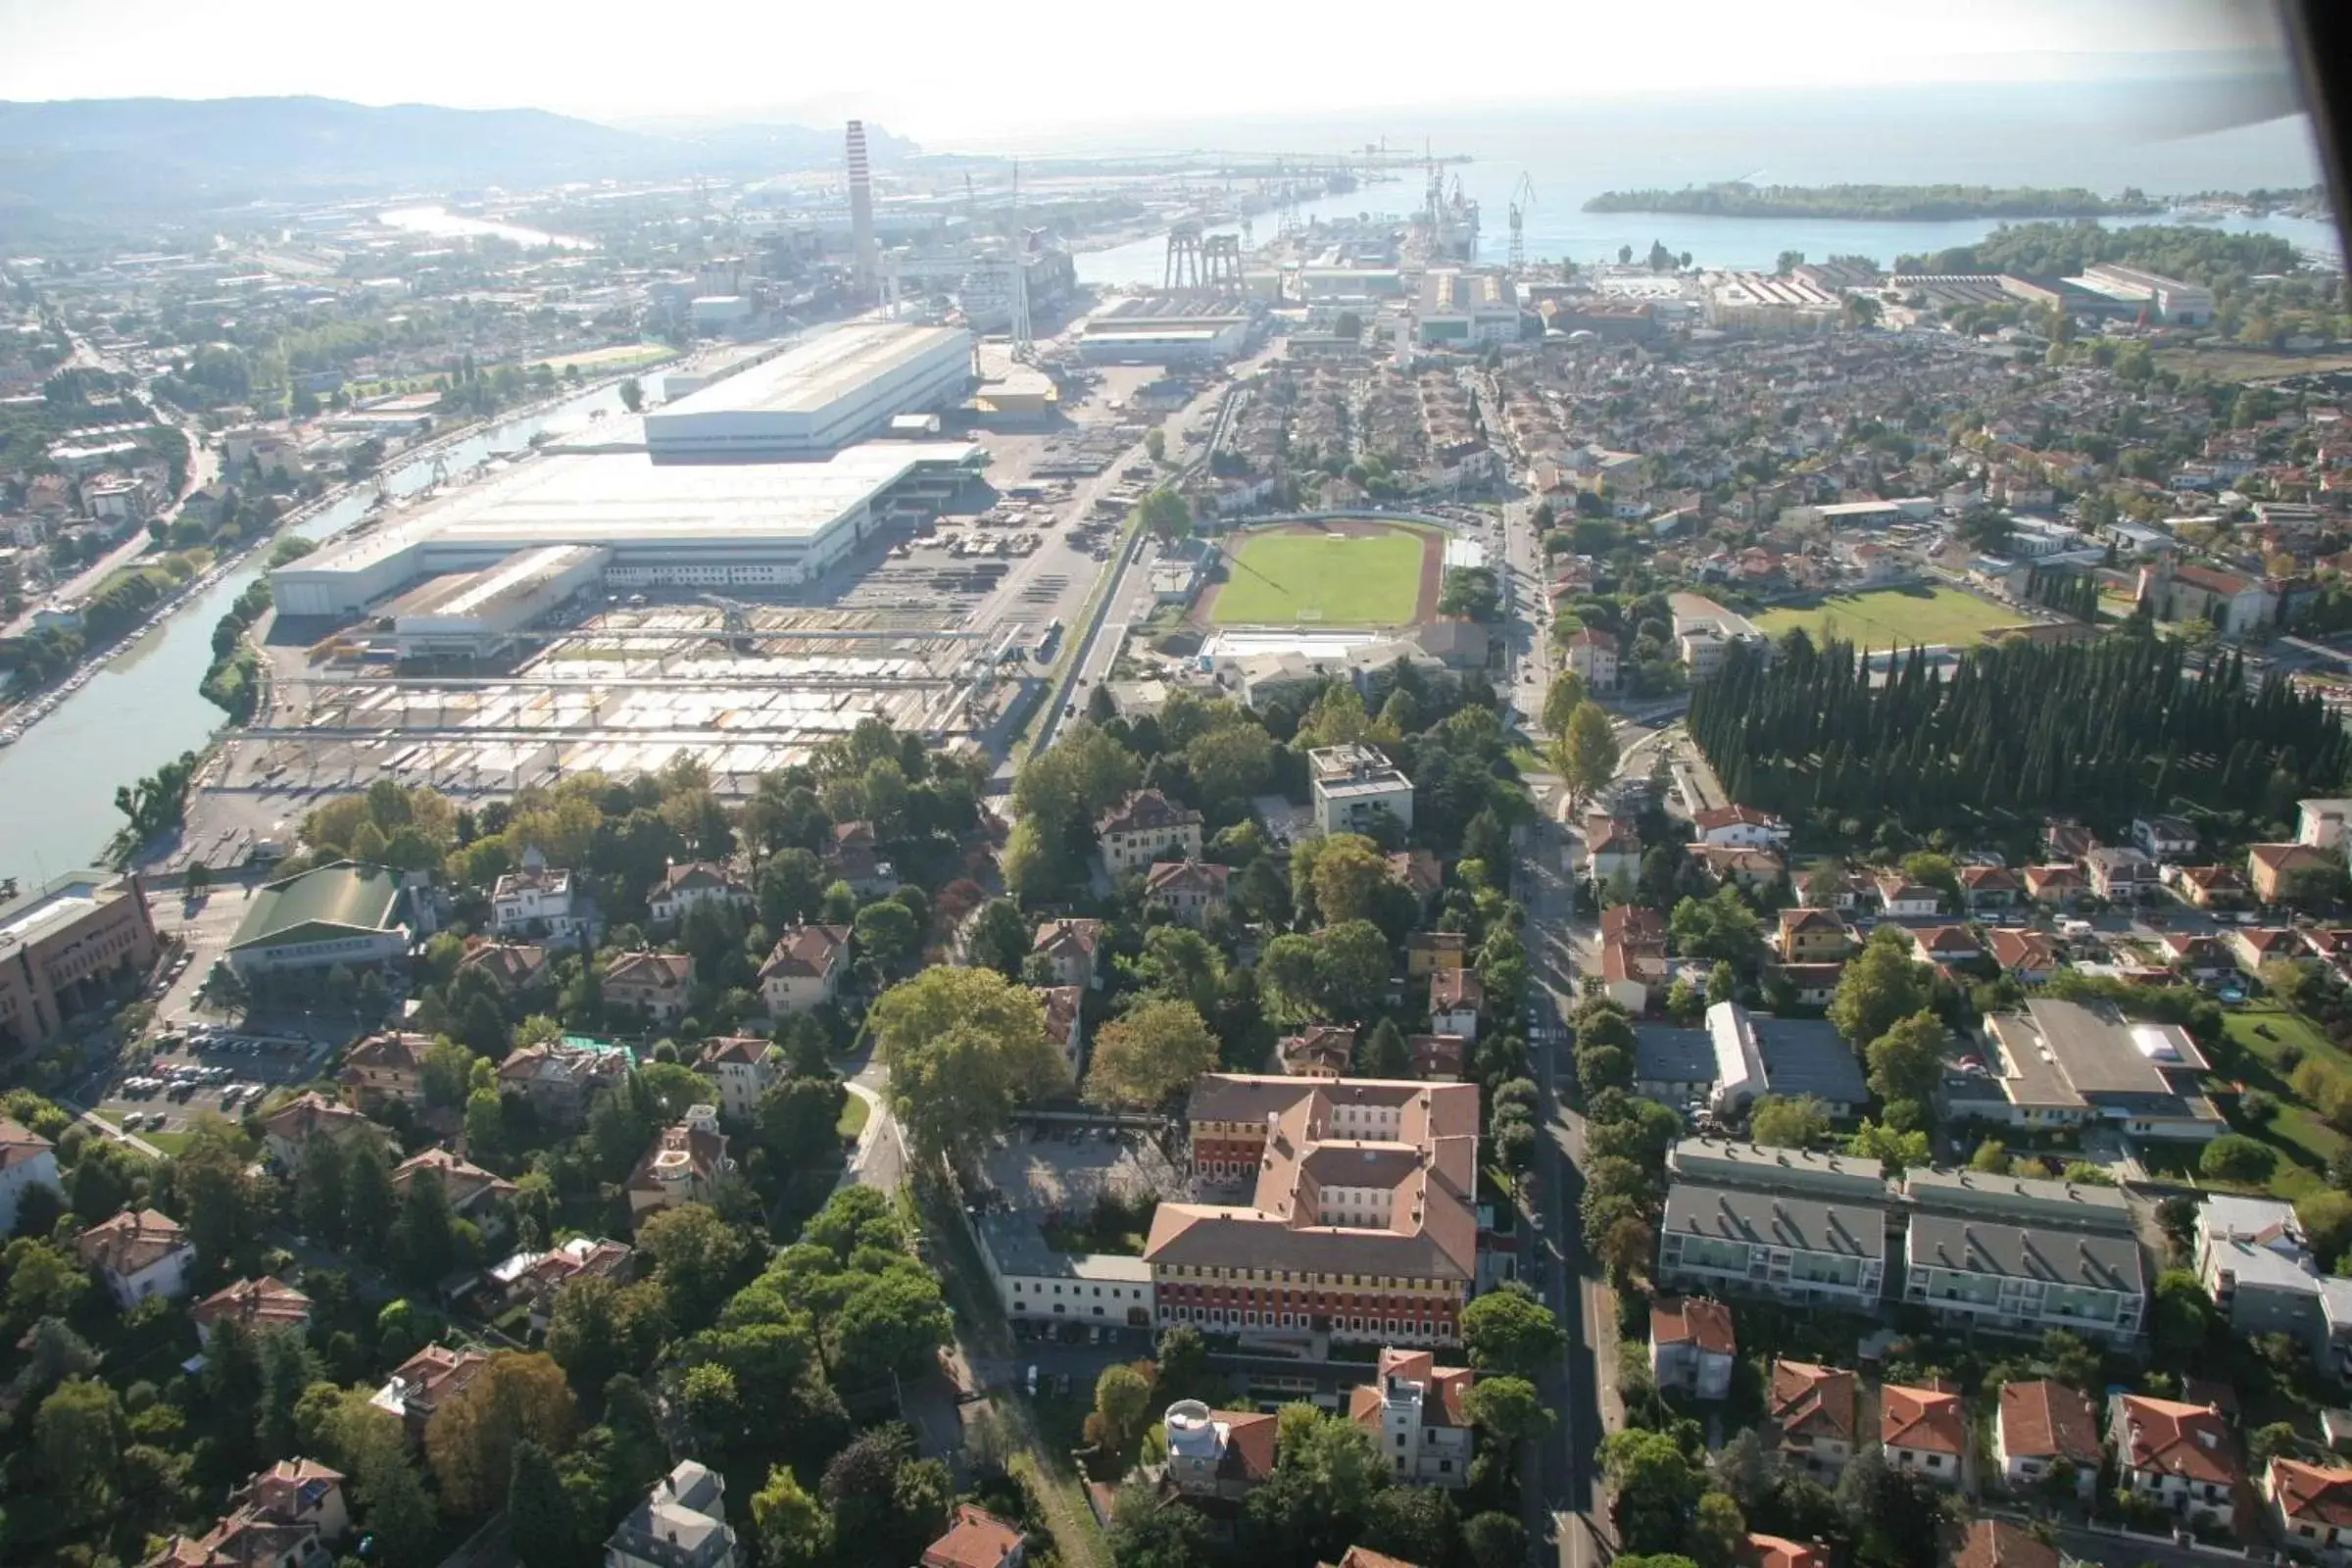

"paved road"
[1490,495,1612,1568]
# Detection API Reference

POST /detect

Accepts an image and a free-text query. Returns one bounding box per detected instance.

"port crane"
[1508,173,1536,272]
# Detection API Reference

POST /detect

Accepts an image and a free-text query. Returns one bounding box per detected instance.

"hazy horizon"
[0,0,2310,148]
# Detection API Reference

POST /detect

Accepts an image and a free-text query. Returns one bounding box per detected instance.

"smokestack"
[846,120,878,303]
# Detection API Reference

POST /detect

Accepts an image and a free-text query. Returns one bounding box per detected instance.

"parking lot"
[97,1023,331,1146]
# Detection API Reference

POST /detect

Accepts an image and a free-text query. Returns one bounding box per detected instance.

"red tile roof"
[1882,1383,1966,1456]
[2115,1395,2239,1488]
[1651,1297,1736,1355]
[1998,1380,2100,1468]
[2271,1456,2352,1531]
[921,1504,1024,1568]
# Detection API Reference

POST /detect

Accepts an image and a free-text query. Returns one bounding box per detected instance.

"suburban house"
[2172,864,2248,909]
[369,1344,491,1436]
[626,1106,734,1227]
[1691,805,1790,849]
[1036,985,1087,1076]
[2022,864,2084,906]
[1347,1346,1475,1489]
[606,1460,737,1568]
[1388,850,1445,906]
[2111,1393,2240,1528]
[491,855,590,942]
[920,1505,1025,1568]
[2044,820,2098,860]
[491,1236,634,1332]
[1986,928,2065,984]
[2251,841,2342,904]
[1307,745,1416,835]
[649,860,754,928]
[1406,931,1469,978]
[1162,1399,1281,1507]
[76,1207,194,1305]
[1909,925,1984,966]
[1955,1521,2062,1568]
[259,1093,387,1170]
[1777,908,1852,964]
[0,1117,63,1235]
[2083,847,2160,903]
[2194,1195,2352,1376]
[699,1036,783,1121]
[145,1459,350,1568]
[1693,845,1783,891]
[825,821,897,896]
[1881,1384,1967,1486]
[604,951,694,1025]
[1769,1359,1857,1476]
[1033,918,1105,990]
[1279,1024,1355,1078]
[1995,1379,2102,1502]
[340,1030,430,1109]
[758,923,852,1014]
[1097,789,1204,875]
[1585,818,1642,884]
[457,941,551,994]
[1146,859,1230,926]
[2152,932,2230,983]
[2265,1456,2352,1560]
[2230,925,2308,973]
[1958,864,2022,911]
[191,1276,313,1347]
[495,1041,629,1126]
[1649,1297,1736,1400]
[2133,815,2200,861]
[2301,797,2352,851]
[1599,905,1669,1012]
[1430,968,1483,1039]
[1873,874,1943,919]
[1409,1033,1467,1080]
[1561,625,1619,690]
[1749,1535,1834,1568]
[392,1148,517,1227]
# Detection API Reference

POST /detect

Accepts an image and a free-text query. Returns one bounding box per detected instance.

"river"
[377,205,593,251]
[0,382,630,877]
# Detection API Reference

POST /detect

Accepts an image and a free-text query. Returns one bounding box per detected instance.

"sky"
[0,0,2300,149]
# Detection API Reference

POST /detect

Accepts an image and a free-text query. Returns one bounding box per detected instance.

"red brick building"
[1147,1075,1480,1347]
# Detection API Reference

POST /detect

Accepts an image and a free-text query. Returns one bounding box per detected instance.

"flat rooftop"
[0,874,111,954]
[292,442,984,573]
[383,544,608,622]
[652,322,967,419]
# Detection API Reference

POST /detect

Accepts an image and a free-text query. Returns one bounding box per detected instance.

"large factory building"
[271,318,987,623]
[270,442,986,618]
[642,321,972,462]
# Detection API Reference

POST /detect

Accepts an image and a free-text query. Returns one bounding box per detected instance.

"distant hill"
[0,96,915,230]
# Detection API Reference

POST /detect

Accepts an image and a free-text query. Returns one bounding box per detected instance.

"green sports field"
[1207,525,1429,626]
[1751,585,2026,648]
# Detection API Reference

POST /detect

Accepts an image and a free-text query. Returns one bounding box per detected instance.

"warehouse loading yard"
[194,324,1200,837]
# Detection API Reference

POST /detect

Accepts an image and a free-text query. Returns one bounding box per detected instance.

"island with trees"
[1582,181,2166,221]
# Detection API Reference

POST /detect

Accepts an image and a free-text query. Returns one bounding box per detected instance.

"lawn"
[1208,526,1427,626]
[836,1093,871,1141]
[1751,585,2027,649]
[532,342,677,373]
[2214,1002,2350,1200]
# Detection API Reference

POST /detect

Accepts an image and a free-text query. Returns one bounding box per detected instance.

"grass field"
[1208,526,1427,626]
[533,343,676,372]
[1751,585,2025,648]
[2156,346,2352,385]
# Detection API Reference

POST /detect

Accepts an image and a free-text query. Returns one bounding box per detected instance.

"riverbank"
[0,369,656,873]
